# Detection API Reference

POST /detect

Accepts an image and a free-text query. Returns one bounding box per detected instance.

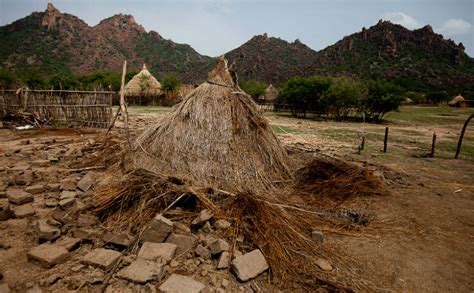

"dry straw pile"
[131,56,291,192]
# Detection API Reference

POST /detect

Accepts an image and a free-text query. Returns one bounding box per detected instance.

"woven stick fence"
[0,89,115,128]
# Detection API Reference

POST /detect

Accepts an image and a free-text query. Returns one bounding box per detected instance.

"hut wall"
[0,89,115,128]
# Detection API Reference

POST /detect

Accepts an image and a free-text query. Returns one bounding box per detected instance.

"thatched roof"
[448,94,464,105]
[132,56,291,192]
[262,84,279,101]
[124,64,161,97]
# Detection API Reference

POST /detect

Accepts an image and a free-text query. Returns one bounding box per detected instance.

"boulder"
[231,249,269,282]
[27,243,69,269]
[6,189,33,205]
[159,274,205,293]
[141,214,173,243]
[13,204,35,218]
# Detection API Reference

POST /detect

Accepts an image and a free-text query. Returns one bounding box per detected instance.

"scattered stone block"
[59,198,76,210]
[77,172,96,192]
[81,248,122,271]
[159,274,205,293]
[166,233,197,256]
[60,179,76,191]
[25,185,46,195]
[117,258,164,284]
[216,251,230,269]
[52,209,75,225]
[191,209,213,228]
[0,200,13,221]
[214,219,231,230]
[59,191,76,200]
[16,170,33,186]
[6,189,33,205]
[31,160,50,168]
[315,258,333,271]
[13,204,35,218]
[195,244,211,259]
[311,229,324,243]
[231,249,269,282]
[209,239,230,255]
[44,198,58,208]
[37,219,61,241]
[103,231,135,248]
[47,183,60,192]
[72,228,97,241]
[77,214,98,227]
[141,214,174,243]
[27,243,69,268]
[55,236,82,251]
[138,242,177,262]
[200,221,213,233]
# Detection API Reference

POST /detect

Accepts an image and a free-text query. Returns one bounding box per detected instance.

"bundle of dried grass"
[131,56,291,192]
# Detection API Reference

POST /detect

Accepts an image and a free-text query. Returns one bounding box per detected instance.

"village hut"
[448,94,469,107]
[260,84,279,102]
[124,64,162,105]
[131,56,291,192]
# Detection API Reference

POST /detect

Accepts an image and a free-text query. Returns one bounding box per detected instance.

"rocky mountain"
[225,34,320,84]
[313,20,474,91]
[1,4,473,91]
[0,3,212,82]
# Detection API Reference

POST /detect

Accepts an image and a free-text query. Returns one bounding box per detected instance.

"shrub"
[161,73,181,92]
[321,77,368,120]
[362,80,404,121]
[240,80,266,100]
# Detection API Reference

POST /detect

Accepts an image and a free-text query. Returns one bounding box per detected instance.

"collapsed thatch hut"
[131,56,291,192]
[124,64,162,105]
[448,94,469,107]
[260,84,279,102]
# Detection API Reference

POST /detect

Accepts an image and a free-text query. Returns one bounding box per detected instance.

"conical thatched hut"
[132,56,291,192]
[124,64,162,105]
[261,84,279,102]
[448,94,467,107]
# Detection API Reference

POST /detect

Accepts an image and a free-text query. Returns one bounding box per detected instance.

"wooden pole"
[455,114,473,159]
[430,132,436,158]
[383,127,389,153]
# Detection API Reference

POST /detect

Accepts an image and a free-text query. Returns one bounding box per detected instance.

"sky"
[1,0,473,56]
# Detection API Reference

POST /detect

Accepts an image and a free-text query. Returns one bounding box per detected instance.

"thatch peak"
[207,56,236,87]
[124,64,161,97]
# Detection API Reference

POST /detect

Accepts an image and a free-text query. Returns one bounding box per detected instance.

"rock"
[25,185,46,195]
[315,258,332,271]
[76,214,98,227]
[77,172,96,192]
[103,231,135,248]
[59,191,76,200]
[191,209,213,228]
[138,242,177,263]
[221,279,229,288]
[55,236,82,251]
[214,219,231,230]
[0,200,13,221]
[311,229,324,243]
[173,222,191,234]
[216,251,230,269]
[116,258,164,284]
[70,264,84,272]
[170,259,180,268]
[209,239,230,255]
[141,214,174,243]
[231,249,269,282]
[59,198,76,210]
[200,221,213,233]
[159,274,205,293]
[13,204,35,218]
[44,198,58,208]
[6,189,34,205]
[31,160,50,168]
[47,183,60,192]
[37,219,61,241]
[81,248,122,271]
[27,243,69,268]
[72,228,97,241]
[16,170,33,186]
[52,209,75,225]
[194,244,211,259]
[60,179,76,191]
[166,233,197,256]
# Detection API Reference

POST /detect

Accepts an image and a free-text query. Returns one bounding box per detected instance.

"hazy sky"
[1,0,473,56]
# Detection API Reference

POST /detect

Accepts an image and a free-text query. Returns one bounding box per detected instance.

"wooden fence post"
[430,132,436,158]
[383,127,389,153]
[455,114,473,159]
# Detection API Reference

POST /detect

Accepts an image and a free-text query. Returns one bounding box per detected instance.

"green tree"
[278,76,331,117]
[0,71,19,89]
[240,80,266,100]
[426,91,450,104]
[362,80,403,121]
[48,74,80,90]
[321,77,368,120]
[161,74,181,92]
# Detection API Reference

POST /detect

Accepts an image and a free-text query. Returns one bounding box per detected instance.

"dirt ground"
[0,106,473,292]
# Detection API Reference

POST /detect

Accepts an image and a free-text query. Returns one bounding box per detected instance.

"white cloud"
[437,19,473,36]
[381,12,422,30]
